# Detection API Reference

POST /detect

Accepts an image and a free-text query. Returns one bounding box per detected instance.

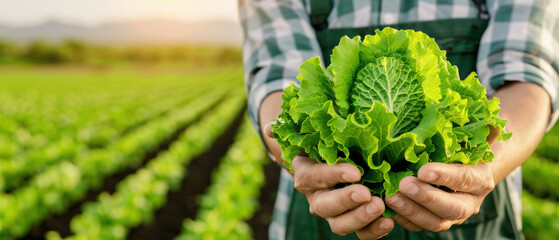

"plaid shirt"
[239,0,559,239]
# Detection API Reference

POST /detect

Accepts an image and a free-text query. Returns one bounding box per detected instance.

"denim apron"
[283,1,523,239]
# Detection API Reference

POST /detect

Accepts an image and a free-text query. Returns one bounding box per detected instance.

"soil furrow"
[127,105,246,240]
[247,161,281,240]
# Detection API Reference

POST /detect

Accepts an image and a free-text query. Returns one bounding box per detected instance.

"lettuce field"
[0,63,557,240]
[0,64,278,240]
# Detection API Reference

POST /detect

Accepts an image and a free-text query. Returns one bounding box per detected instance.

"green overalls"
[284,1,524,239]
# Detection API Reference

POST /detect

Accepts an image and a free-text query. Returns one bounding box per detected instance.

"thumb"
[264,122,274,139]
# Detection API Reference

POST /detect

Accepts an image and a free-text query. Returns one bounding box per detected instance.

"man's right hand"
[263,122,394,239]
[260,92,393,239]
[291,155,394,239]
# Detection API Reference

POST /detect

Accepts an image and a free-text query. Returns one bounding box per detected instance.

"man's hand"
[385,124,499,232]
[291,155,394,239]
[261,91,393,239]
[386,162,495,232]
[264,122,393,239]
[385,82,551,232]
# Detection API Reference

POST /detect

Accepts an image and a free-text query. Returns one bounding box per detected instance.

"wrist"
[259,91,285,165]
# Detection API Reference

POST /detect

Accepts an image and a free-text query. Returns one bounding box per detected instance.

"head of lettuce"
[271,27,511,202]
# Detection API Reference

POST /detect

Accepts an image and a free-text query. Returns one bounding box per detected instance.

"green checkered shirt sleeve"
[239,0,322,135]
[477,0,559,130]
[239,1,319,239]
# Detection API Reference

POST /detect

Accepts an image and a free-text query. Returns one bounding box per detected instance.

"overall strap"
[472,0,490,19]
[309,0,333,31]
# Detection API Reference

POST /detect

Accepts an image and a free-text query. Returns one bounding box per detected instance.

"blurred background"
[0,1,557,240]
[0,0,243,65]
[0,1,280,240]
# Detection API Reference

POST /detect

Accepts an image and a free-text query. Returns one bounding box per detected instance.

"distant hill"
[0,19,243,46]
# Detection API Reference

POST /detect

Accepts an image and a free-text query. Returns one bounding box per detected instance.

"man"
[240,0,559,239]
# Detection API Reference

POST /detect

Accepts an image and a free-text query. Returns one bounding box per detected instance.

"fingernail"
[403,182,418,195]
[379,219,390,230]
[351,193,365,203]
[388,196,404,208]
[425,172,438,182]
[366,203,378,216]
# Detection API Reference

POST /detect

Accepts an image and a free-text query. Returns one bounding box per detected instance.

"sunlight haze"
[0,0,239,26]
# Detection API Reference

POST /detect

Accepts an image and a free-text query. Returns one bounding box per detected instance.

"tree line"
[0,39,242,65]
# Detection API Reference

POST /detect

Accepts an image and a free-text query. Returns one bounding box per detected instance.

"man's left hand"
[385,162,495,232]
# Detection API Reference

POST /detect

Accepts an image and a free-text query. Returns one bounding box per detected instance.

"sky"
[0,0,239,26]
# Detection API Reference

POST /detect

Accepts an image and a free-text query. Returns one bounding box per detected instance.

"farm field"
[0,63,557,240]
[0,64,279,240]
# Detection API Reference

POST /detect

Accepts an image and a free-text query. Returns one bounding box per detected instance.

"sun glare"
[0,0,239,27]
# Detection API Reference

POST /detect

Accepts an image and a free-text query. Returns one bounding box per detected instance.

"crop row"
[0,82,180,159]
[45,90,246,240]
[0,86,233,239]
[522,191,559,240]
[0,80,178,144]
[521,122,559,240]
[175,119,266,240]
[0,81,227,192]
[533,134,559,162]
[0,70,237,160]
[522,155,559,200]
